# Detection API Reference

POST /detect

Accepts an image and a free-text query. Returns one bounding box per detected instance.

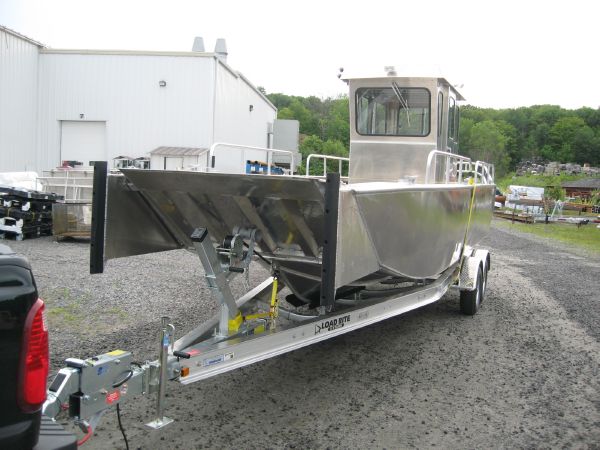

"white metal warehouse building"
[0,26,291,174]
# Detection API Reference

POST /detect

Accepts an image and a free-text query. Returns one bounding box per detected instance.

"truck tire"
[460,265,483,316]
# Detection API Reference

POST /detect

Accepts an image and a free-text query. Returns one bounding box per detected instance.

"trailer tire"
[481,260,488,299]
[460,265,483,316]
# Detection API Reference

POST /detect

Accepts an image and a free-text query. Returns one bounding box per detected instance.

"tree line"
[265,91,600,176]
[460,105,600,176]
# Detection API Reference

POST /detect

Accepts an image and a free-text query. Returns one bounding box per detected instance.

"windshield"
[356,87,430,136]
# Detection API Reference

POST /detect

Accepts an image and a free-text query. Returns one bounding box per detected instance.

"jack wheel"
[460,265,483,316]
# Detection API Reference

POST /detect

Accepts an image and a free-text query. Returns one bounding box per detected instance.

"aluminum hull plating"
[348,182,493,280]
[104,170,493,297]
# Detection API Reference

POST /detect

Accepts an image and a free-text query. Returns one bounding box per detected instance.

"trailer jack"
[42,318,181,435]
[146,317,175,429]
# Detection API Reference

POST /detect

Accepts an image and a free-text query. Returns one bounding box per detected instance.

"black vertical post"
[90,161,108,274]
[320,172,340,309]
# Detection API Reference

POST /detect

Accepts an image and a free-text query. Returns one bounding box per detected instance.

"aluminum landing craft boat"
[93,72,495,310]
[45,72,496,433]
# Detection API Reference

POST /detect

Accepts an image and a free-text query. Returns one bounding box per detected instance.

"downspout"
[211,56,218,164]
[34,44,41,174]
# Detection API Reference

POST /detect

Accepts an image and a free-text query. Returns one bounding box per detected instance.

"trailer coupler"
[43,319,182,435]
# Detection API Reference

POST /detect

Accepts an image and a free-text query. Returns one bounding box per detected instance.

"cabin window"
[455,105,460,140]
[448,97,456,139]
[356,86,431,136]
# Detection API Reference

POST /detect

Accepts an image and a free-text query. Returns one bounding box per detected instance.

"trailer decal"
[314,315,351,335]
[202,352,234,367]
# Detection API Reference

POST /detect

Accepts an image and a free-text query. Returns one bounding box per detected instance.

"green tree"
[575,107,600,128]
[530,122,551,157]
[572,125,599,165]
[493,120,519,169]
[267,93,293,110]
[548,116,588,162]
[530,105,567,127]
[298,136,348,175]
[468,120,510,176]
[322,97,350,147]
[458,117,475,155]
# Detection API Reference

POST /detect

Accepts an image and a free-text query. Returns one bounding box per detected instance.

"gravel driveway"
[7,220,600,449]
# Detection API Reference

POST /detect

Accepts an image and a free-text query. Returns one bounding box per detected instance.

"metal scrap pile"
[0,186,63,240]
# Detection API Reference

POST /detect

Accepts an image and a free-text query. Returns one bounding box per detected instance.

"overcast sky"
[1,0,598,109]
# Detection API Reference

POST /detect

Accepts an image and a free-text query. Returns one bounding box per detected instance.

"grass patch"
[496,220,600,253]
[42,288,129,328]
[42,287,87,326]
[105,307,128,319]
[46,306,80,323]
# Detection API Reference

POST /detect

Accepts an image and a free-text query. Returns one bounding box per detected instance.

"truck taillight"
[18,298,49,413]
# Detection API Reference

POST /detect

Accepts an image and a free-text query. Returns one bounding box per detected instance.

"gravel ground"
[6,219,600,449]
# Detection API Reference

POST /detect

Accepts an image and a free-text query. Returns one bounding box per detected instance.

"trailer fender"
[458,248,490,291]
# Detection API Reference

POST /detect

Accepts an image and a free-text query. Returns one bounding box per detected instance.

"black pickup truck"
[0,243,76,449]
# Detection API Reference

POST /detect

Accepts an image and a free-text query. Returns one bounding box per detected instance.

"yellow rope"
[460,177,478,271]
[269,277,279,320]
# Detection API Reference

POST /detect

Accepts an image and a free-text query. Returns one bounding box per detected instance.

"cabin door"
[436,91,445,151]
[447,96,459,153]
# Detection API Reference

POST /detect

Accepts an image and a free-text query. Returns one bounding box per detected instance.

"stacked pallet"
[0,186,63,240]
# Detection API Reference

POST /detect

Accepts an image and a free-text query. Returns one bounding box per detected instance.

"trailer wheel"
[460,265,483,316]
[481,261,488,299]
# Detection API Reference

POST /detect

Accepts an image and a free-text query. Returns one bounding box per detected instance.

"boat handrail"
[305,154,350,178]
[426,150,495,185]
[209,142,294,175]
[425,150,472,184]
[473,161,495,185]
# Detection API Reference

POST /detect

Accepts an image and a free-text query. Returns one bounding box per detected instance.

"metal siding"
[38,53,216,170]
[213,64,276,148]
[0,29,39,172]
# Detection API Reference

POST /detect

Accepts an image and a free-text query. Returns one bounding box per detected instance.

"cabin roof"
[341,74,465,101]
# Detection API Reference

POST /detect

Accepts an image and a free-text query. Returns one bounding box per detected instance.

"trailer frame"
[44,219,490,431]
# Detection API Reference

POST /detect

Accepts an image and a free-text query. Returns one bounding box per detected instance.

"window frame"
[437,91,444,139]
[355,87,432,138]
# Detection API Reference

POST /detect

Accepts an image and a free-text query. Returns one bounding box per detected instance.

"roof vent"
[385,66,397,76]
[214,38,227,62]
[192,37,205,52]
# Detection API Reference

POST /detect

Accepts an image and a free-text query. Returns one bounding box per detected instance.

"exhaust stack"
[192,37,205,52]
[214,38,227,62]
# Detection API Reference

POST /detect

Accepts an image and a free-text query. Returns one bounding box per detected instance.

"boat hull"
[348,182,493,280]
[104,170,493,301]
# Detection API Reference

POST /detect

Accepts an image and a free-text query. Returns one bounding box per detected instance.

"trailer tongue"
[43,72,494,442]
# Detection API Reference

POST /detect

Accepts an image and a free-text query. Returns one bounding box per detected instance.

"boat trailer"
[42,73,495,440]
[43,214,490,435]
